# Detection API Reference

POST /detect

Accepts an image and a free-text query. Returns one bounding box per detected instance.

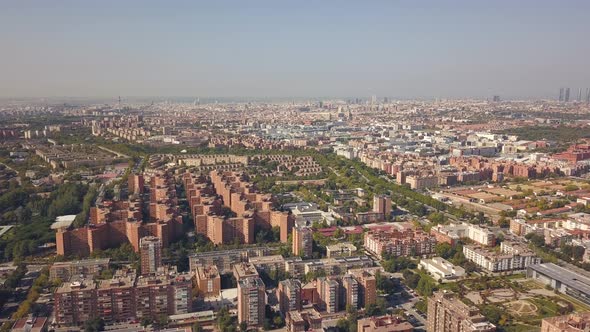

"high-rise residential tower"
[238,277,266,328]
[293,226,313,258]
[427,291,495,332]
[373,195,392,217]
[140,236,162,275]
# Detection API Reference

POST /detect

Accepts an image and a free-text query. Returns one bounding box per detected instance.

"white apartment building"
[326,242,357,258]
[466,223,496,246]
[463,242,540,272]
[419,257,465,280]
[431,222,495,246]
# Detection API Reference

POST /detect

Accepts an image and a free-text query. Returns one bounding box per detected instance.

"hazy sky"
[1,0,589,99]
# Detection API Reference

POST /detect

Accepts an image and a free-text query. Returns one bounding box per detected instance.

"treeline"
[47,183,88,219]
[74,185,98,228]
[0,264,26,309]
[526,233,590,271]
[499,125,590,143]
[313,153,472,219]
[0,182,89,261]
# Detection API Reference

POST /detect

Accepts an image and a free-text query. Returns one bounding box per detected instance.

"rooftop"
[529,263,590,296]
[50,215,77,229]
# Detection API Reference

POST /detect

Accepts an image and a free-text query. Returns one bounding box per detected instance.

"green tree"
[273,316,284,327]
[525,232,545,247]
[416,277,435,296]
[481,305,503,325]
[140,317,151,328]
[435,242,454,259]
[192,322,204,332]
[239,321,248,332]
[84,318,105,332]
[154,314,169,329]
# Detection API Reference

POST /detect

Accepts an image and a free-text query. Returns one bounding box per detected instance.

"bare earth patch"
[506,300,538,316]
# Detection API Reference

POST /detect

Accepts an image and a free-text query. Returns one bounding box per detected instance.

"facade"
[54,267,192,327]
[356,212,385,224]
[427,291,495,332]
[406,175,438,190]
[326,243,357,258]
[286,311,306,332]
[350,270,377,309]
[364,229,436,259]
[237,277,266,327]
[463,242,540,272]
[195,265,221,297]
[54,278,97,326]
[249,255,286,274]
[341,274,359,310]
[134,268,192,318]
[466,224,496,247]
[140,236,162,275]
[317,277,339,313]
[278,279,302,315]
[293,227,313,258]
[373,195,392,217]
[128,174,145,195]
[97,269,137,324]
[206,215,255,245]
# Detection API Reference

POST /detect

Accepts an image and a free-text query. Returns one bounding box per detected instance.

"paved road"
[401,302,426,327]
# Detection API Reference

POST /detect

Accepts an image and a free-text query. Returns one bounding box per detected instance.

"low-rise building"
[326,243,357,258]
[419,257,465,280]
[11,316,48,332]
[527,263,590,305]
[286,309,322,332]
[357,315,413,332]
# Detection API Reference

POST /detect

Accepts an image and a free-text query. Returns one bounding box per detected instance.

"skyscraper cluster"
[559,87,590,102]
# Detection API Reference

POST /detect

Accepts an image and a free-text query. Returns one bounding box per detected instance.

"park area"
[446,274,590,332]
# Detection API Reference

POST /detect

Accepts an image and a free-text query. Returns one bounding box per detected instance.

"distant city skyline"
[1,0,589,99]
